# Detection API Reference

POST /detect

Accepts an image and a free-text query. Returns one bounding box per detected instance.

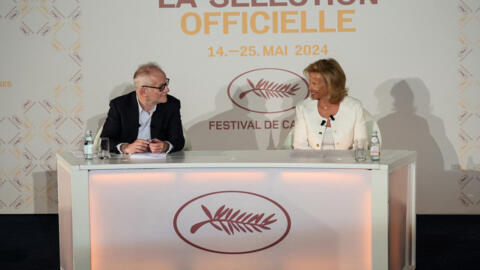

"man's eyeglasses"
[142,78,170,92]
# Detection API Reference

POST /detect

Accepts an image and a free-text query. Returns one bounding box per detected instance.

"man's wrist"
[165,141,173,154]
[117,143,128,154]
[121,143,128,153]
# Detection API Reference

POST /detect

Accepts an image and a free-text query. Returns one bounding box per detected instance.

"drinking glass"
[99,137,110,160]
[354,139,367,162]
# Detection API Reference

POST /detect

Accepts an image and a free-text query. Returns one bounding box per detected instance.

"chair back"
[93,125,103,152]
[281,129,294,150]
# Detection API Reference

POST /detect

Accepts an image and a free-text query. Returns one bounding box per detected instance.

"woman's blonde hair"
[304,58,348,104]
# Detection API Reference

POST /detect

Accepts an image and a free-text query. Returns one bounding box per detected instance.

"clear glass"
[354,139,367,162]
[99,137,110,160]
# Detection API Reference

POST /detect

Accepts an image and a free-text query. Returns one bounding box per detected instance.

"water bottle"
[83,130,94,160]
[370,131,380,161]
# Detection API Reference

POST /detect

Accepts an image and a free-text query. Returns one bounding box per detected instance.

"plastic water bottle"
[83,130,94,160]
[370,131,380,161]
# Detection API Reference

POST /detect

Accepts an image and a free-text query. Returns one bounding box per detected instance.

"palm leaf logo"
[239,78,300,100]
[190,205,277,235]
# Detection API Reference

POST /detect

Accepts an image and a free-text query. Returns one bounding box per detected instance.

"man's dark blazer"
[100,91,185,153]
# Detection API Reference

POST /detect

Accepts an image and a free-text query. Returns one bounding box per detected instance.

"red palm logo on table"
[174,191,291,254]
[190,204,277,235]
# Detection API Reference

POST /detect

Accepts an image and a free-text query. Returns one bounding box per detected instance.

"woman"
[293,58,367,150]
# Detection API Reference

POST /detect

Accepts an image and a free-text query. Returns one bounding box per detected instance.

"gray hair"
[133,62,165,88]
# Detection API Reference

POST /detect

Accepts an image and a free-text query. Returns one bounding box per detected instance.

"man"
[101,63,185,154]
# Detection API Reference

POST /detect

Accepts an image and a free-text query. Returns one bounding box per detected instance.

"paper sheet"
[129,153,167,160]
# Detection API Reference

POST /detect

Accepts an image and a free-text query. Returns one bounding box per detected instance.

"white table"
[57,149,416,270]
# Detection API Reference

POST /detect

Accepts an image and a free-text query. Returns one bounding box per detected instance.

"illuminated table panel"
[57,150,416,270]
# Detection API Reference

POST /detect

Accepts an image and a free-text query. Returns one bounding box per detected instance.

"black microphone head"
[321,120,326,126]
[329,115,335,121]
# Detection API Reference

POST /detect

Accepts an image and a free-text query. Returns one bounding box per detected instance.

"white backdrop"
[1,0,479,214]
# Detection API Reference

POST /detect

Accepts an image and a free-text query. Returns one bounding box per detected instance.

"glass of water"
[99,137,110,160]
[354,139,367,162]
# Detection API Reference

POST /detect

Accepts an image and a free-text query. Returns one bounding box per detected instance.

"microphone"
[329,115,335,121]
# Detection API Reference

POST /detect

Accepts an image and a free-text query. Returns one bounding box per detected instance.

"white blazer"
[293,96,367,150]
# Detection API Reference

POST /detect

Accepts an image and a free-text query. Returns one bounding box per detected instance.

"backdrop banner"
[0,0,479,214]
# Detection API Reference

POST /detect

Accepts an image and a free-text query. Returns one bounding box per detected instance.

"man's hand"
[121,139,150,154]
[149,138,168,153]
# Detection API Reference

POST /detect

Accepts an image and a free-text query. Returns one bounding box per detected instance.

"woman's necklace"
[319,100,330,110]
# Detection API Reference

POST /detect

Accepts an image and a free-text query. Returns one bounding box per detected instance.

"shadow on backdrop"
[86,82,133,136]
[375,79,463,213]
